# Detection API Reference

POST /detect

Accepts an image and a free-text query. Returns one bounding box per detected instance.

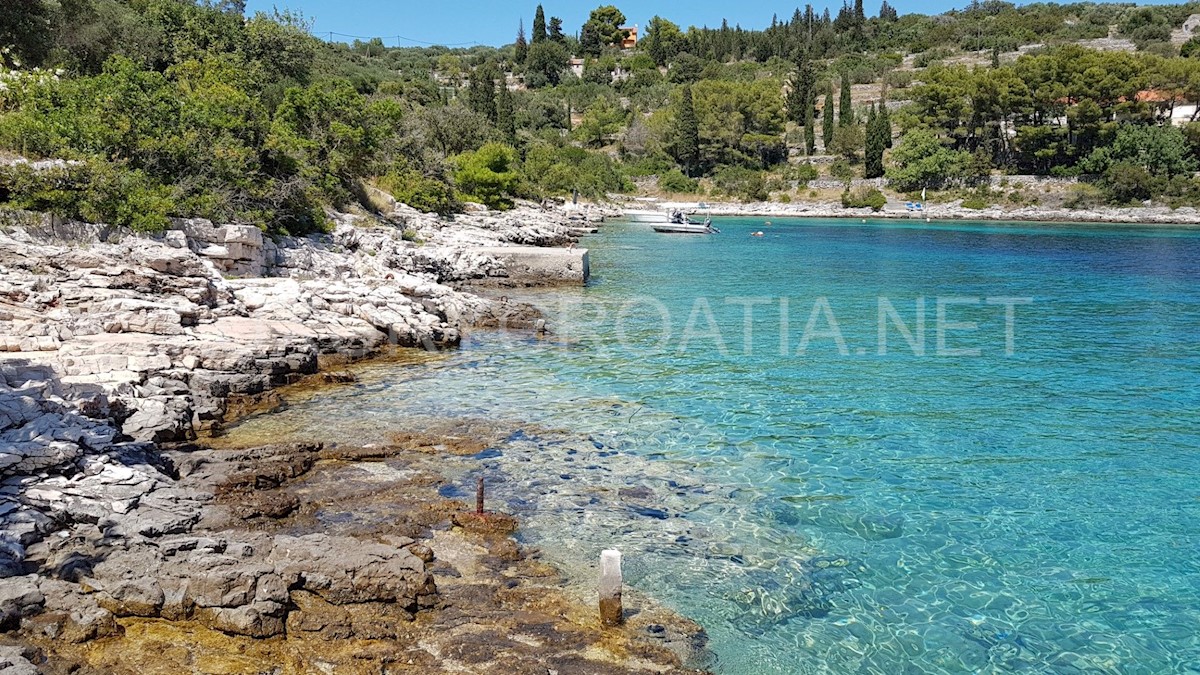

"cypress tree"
[515,20,528,65]
[822,89,835,149]
[865,104,884,178]
[878,100,892,148]
[532,5,547,43]
[839,72,854,126]
[786,54,817,125]
[496,82,516,143]
[468,64,498,125]
[675,86,700,176]
[804,101,816,156]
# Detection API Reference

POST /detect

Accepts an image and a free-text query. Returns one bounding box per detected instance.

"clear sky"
[240,0,933,47]
[245,0,1186,48]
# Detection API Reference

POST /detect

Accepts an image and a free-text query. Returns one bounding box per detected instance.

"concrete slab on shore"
[479,246,589,284]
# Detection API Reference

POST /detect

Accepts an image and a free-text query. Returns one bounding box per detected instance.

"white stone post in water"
[599,549,623,626]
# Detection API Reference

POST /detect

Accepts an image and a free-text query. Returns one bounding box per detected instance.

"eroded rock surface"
[0,202,710,673]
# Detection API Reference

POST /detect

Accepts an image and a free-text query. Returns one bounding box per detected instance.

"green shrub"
[778,193,792,203]
[960,196,988,210]
[658,169,699,193]
[841,187,887,211]
[712,166,769,201]
[0,161,174,232]
[1103,162,1158,204]
[376,169,460,215]
[1063,183,1107,209]
[781,162,819,183]
[520,143,631,200]
[453,143,519,210]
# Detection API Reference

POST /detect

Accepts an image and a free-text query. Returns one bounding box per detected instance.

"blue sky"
[242,0,944,47]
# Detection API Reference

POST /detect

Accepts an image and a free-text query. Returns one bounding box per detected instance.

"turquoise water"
[235,218,1200,673]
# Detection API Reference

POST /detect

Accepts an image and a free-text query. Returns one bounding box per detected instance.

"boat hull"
[651,223,717,234]
[624,210,668,223]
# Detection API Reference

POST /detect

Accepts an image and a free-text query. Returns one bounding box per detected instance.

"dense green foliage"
[5,0,1200,229]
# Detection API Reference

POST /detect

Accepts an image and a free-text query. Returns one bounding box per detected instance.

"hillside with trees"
[4,0,1200,232]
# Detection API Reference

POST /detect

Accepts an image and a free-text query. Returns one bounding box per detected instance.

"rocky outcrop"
[0,202,605,445]
[0,201,720,673]
[0,201,609,587]
[0,436,709,673]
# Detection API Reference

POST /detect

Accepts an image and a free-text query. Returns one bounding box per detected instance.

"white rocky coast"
[0,201,709,674]
[651,199,1200,225]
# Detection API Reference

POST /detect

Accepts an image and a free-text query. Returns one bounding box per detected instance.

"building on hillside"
[568,58,585,79]
[621,25,638,50]
[1135,90,1199,127]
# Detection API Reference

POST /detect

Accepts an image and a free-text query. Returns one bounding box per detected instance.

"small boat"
[623,208,670,223]
[651,211,720,234]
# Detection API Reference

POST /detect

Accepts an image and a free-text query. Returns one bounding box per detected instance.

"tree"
[453,142,519,210]
[669,52,703,84]
[673,85,700,176]
[786,54,818,125]
[878,100,892,148]
[879,1,898,21]
[885,128,971,191]
[643,16,683,66]
[467,63,498,124]
[574,97,625,147]
[830,123,864,162]
[525,40,567,88]
[804,103,816,155]
[549,17,565,43]
[496,84,516,143]
[580,5,628,57]
[822,89,836,149]
[532,5,547,43]
[864,104,885,178]
[514,20,528,65]
[839,72,854,126]
[1,0,54,67]
[1080,123,1197,179]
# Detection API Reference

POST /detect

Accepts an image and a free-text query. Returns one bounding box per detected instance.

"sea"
[226,217,1200,674]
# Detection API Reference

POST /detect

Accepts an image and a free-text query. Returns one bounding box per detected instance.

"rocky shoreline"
[0,200,710,672]
[647,199,1200,226]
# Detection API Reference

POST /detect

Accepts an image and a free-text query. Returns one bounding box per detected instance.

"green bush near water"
[658,169,699,193]
[841,187,887,211]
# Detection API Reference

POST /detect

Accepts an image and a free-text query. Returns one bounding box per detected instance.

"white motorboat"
[651,211,720,234]
[623,208,669,223]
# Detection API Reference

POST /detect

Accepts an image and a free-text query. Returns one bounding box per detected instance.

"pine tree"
[532,5,547,43]
[839,72,854,126]
[675,86,700,176]
[549,17,565,43]
[515,20,528,65]
[822,89,835,150]
[804,100,816,155]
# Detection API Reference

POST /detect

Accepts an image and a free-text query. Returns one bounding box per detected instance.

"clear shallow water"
[231,218,1200,674]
